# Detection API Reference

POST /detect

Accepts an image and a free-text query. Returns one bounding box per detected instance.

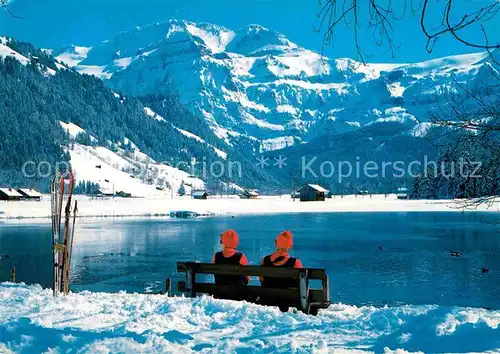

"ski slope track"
[54,20,498,153]
[0,283,499,353]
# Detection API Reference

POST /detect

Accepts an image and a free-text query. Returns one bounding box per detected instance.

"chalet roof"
[0,188,23,197]
[244,190,259,196]
[97,188,114,195]
[18,188,43,197]
[192,190,208,197]
[304,184,328,193]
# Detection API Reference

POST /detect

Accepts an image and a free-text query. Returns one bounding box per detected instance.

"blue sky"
[0,0,497,62]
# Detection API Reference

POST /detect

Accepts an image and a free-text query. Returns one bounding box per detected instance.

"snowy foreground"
[1,194,498,221]
[1,284,499,353]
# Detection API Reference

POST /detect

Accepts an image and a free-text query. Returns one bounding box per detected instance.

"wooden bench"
[176,262,331,315]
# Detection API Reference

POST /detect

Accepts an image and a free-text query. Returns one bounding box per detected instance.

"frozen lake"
[1,212,499,309]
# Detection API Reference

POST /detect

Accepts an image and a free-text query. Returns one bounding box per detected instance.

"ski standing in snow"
[50,171,78,296]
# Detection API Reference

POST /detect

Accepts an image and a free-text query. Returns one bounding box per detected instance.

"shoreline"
[0,194,498,223]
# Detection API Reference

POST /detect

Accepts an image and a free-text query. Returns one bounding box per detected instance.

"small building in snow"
[299,184,328,202]
[239,190,259,199]
[192,190,209,200]
[396,187,409,200]
[17,188,42,201]
[96,188,114,198]
[116,191,132,198]
[0,188,23,201]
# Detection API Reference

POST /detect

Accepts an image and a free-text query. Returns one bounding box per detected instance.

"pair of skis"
[51,171,78,296]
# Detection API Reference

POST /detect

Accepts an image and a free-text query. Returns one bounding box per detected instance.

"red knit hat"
[221,229,239,249]
[276,230,293,250]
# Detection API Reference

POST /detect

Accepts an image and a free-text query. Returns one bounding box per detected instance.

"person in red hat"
[261,230,303,270]
[212,229,249,286]
[260,230,303,296]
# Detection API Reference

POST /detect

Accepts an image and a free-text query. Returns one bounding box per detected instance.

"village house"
[17,188,43,201]
[192,190,209,200]
[239,190,259,199]
[0,188,23,201]
[298,184,328,202]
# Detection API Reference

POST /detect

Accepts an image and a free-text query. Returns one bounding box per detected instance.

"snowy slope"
[67,141,205,197]
[0,41,30,65]
[1,283,500,353]
[1,37,63,77]
[60,121,98,142]
[54,20,497,153]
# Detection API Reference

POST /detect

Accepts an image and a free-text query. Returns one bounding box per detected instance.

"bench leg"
[298,270,309,313]
[309,307,318,316]
[323,275,330,303]
[165,278,172,296]
[185,269,196,298]
[279,305,289,313]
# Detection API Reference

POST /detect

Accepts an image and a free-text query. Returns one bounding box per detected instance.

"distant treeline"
[410,133,499,200]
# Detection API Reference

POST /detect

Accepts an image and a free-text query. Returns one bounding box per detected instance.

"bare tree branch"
[317,0,500,63]
[1,0,27,19]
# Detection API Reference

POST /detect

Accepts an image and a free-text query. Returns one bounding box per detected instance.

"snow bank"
[0,283,499,353]
[0,194,498,221]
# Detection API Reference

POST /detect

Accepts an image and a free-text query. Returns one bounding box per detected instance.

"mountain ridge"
[53,19,496,155]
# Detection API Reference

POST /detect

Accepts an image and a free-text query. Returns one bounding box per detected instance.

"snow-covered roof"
[192,190,208,197]
[97,187,114,195]
[244,190,259,196]
[0,188,23,197]
[305,184,328,193]
[18,188,43,197]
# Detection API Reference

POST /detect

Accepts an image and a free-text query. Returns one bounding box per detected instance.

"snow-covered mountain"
[0,37,260,193]
[54,20,498,153]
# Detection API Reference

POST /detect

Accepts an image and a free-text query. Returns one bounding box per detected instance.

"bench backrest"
[177,262,327,280]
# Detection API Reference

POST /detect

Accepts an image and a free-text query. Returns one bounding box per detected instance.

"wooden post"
[298,269,309,313]
[10,267,16,282]
[165,277,172,296]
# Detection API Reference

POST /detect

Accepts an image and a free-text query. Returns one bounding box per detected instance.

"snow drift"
[1,283,499,353]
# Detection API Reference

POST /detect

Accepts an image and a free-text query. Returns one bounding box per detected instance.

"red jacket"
[260,250,303,268]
